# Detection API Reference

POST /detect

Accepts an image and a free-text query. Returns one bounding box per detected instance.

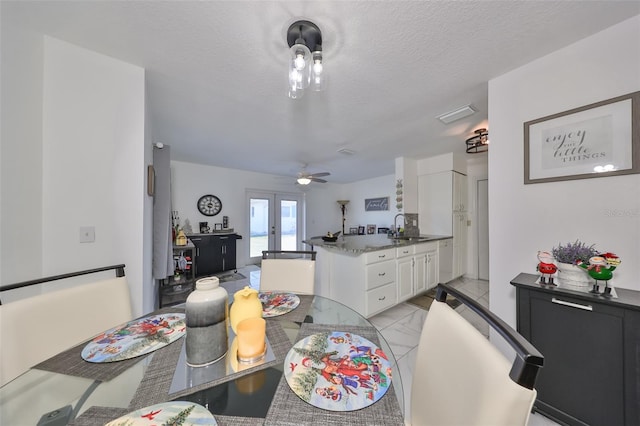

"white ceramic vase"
[556,262,594,288]
[185,277,228,366]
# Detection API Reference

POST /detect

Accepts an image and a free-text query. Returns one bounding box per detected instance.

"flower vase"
[556,262,594,289]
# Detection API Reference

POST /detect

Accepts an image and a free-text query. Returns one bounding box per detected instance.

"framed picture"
[349,227,358,235]
[214,223,223,231]
[364,197,389,211]
[357,226,365,235]
[367,224,376,234]
[524,91,639,184]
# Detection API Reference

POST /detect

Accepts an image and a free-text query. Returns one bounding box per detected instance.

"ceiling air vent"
[437,105,476,124]
[337,148,355,155]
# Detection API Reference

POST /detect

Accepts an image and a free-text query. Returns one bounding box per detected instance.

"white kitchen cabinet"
[313,239,443,318]
[414,252,426,295]
[426,250,438,289]
[415,241,438,293]
[322,246,398,318]
[453,212,467,279]
[453,171,468,212]
[397,246,414,302]
[397,242,439,300]
[438,238,454,283]
[419,170,467,280]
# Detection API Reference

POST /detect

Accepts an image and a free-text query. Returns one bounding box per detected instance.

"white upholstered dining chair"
[0,266,133,386]
[259,250,316,294]
[408,283,544,426]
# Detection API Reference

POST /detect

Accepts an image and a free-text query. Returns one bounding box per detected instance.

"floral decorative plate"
[284,331,392,411]
[81,313,186,363]
[259,292,300,318]
[105,401,216,425]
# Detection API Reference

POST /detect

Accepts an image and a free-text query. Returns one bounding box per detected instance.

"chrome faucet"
[393,213,405,237]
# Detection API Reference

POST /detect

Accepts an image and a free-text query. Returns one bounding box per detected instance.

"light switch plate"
[79,226,95,243]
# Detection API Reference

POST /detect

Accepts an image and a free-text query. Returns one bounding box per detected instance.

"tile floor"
[230,266,557,425]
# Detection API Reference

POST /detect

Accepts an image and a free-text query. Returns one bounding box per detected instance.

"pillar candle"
[236,317,266,362]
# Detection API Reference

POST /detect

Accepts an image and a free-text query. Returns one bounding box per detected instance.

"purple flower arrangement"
[552,240,599,265]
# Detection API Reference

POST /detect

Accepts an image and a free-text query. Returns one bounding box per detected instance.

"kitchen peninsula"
[304,234,452,317]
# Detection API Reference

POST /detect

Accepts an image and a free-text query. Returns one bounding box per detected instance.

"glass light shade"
[297,177,311,185]
[288,75,304,99]
[310,51,326,92]
[289,43,311,90]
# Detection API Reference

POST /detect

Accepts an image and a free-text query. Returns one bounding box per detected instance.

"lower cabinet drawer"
[366,260,396,290]
[367,282,397,316]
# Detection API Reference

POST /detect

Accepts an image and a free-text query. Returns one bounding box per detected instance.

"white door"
[247,190,304,264]
[477,179,489,280]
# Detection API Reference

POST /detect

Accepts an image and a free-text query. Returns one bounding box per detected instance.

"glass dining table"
[0,294,405,425]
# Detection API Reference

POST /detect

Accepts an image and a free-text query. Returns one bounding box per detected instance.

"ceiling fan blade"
[310,172,330,178]
[310,178,327,183]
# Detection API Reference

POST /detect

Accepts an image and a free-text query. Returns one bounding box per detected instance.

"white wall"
[1,22,44,287]
[489,16,640,337]
[1,33,148,316]
[335,174,397,233]
[169,161,399,263]
[170,161,308,264]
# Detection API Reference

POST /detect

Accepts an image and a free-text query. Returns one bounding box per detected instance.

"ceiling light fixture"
[466,128,489,154]
[287,20,325,99]
[296,177,312,185]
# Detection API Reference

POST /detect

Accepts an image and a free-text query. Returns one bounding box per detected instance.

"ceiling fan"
[296,169,330,185]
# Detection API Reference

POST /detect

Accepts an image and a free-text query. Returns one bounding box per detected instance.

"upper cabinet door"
[453,171,468,212]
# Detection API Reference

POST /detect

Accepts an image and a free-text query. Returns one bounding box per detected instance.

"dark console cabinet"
[189,233,242,276]
[511,273,640,426]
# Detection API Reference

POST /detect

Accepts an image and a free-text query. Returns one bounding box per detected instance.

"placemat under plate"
[260,292,300,318]
[263,323,404,425]
[265,294,313,323]
[33,307,186,382]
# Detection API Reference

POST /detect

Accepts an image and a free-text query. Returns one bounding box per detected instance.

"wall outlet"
[79,226,95,243]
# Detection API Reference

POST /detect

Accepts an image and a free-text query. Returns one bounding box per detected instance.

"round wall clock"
[197,194,222,216]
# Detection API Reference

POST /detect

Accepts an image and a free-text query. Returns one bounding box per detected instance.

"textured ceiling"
[4,1,639,183]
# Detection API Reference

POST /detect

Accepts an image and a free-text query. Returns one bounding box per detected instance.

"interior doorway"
[477,179,489,280]
[246,190,304,264]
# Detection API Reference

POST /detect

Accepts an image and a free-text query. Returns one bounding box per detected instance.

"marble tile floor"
[226,267,557,425]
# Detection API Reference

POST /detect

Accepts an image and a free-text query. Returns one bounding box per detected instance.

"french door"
[247,190,304,264]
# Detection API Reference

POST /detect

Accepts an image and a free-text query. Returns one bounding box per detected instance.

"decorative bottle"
[229,286,263,333]
[185,277,228,366]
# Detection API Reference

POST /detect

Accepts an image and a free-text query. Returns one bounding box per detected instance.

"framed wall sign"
[524,91,639,184]
[364,197,389,211]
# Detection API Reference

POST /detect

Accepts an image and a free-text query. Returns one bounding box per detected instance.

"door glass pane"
[250,198,269,258]
[280,200,298,251]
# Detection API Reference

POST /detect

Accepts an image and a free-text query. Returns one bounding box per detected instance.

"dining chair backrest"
[409,283,543,426]
[260,250,316,294]
[0,271,133,386]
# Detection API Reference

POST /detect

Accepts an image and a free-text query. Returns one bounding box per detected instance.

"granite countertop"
[303,234,452,255]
